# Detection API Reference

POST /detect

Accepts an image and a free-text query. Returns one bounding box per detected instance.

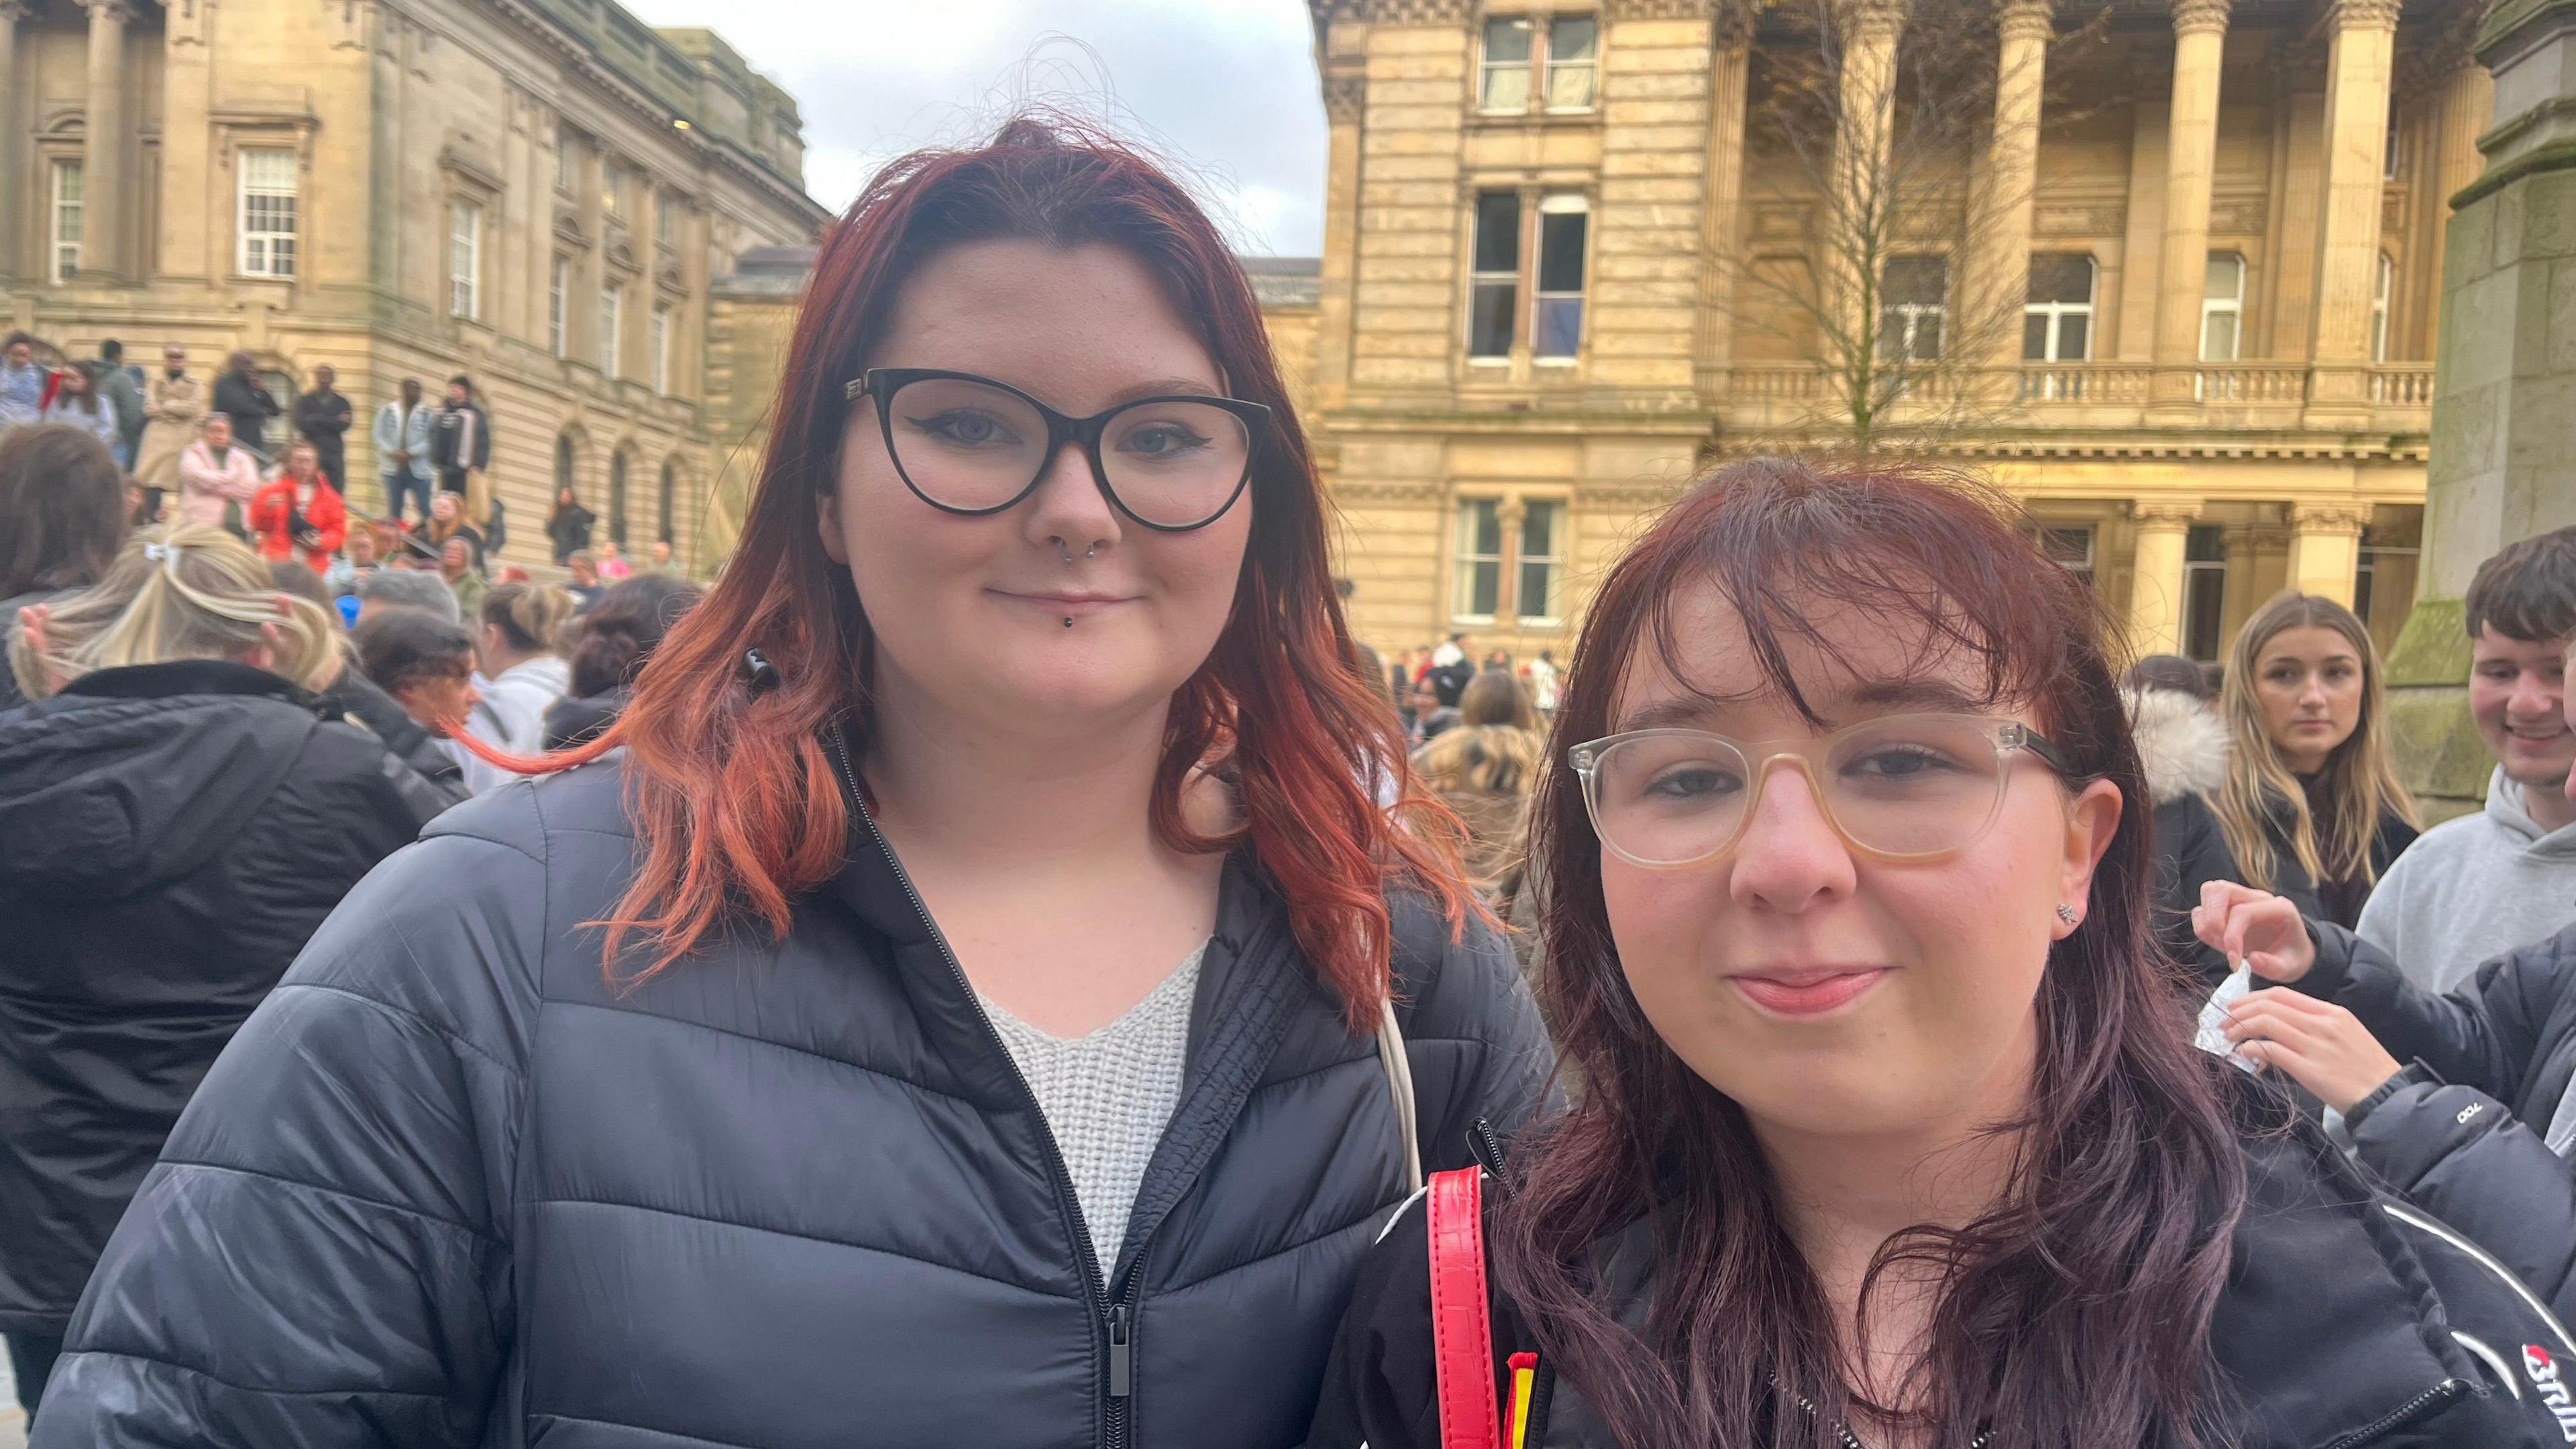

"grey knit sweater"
[978,941,1207,1261]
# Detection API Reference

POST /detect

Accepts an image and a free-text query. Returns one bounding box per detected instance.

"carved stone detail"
[2171,0,2230,38]
[1324,69,1365,126]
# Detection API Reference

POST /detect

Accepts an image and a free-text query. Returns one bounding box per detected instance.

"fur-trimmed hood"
[2127,685,2229,806]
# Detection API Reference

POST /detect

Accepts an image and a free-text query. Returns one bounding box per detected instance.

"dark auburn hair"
[567,574,700,700]
[1493,458,2244,1448]
[353,608,475,698]
[529,114,1464,1027]
[2466,523,2576,644]
[0,424,127,600]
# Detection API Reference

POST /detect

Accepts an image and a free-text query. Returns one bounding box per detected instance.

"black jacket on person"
[2131,686,2242,986]
[319,669,472,809]
[2299,918,2576,1328]
[34,739,1553,1447]
[548,504,596,566]
[2257,786,2420,932]
[429,400,492,475]
[1308,1077,2576,1449]
[292,387,353,482]
[539,686,625,750]
[210,370,280,452]
[0,659,449,1338]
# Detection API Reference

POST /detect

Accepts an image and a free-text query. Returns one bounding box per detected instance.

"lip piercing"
[2056,904,2079,926]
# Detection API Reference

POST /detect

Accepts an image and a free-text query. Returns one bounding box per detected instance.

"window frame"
[1515,497,1568,626]
[555,127,579,195]
[1542,14,1599,114]
[235,148,299,280]
[2021,254,2095,364]
[1467,189,1522,363]
[2182,524,2227,663]
[447,200,482,321]
[2201,252,2246,362]
[1476,13,1601,117]
[1531,193,1590,364]
[599,282,622,377]
[1478,16,1535,115]
[1452,496,1505,625]
[2036,524,2096,589]
[549,256,570,359]
[49,159,83,284]
[1880,255,1950,364]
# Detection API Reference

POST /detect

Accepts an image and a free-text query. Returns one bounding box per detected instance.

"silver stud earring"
[2056,904,2079,926]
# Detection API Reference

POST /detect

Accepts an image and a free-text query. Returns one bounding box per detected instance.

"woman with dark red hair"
[34,119,1548,1447]
[1307,459,2571,1449]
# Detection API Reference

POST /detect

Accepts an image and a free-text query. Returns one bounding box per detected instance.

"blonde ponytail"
[7,525,341,701]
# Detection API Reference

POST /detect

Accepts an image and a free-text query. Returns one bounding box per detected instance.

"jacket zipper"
[2317,1379,2467,1449]
[828,728,1136,1448]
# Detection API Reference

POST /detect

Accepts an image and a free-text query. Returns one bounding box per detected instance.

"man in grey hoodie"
[2358,526,2576,989]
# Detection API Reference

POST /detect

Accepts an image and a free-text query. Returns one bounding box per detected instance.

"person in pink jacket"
[174,415,263,532]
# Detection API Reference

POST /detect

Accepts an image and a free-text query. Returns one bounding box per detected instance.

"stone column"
[1316,61,1364,410]
[0,0,29,282]
[78,0,133,282]
[2148,0,2231,411]
[2303,0,2402,425]
[1695,5,1753,398]
[1968,0,2054,370]
[2286,503,2367,606]
[1827,0,1907,346]
[2392,0,2576,820]
[2128,501,2202,659]
[2414,62,2494,360]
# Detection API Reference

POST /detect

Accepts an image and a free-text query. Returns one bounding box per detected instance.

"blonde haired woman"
[0,526,446,1417]
[1411,668,1546,941]
[2210,592,2420,928]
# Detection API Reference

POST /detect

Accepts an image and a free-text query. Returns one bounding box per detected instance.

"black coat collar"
[54,658,318,708]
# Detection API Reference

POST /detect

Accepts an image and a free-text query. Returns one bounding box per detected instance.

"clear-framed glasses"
[843,368,1270,533]
[1568,712,2076,868]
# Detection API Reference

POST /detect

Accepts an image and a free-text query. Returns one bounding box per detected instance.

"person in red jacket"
[248,441,347,572]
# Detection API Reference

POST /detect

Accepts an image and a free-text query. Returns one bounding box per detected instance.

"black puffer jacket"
[2300,919,2576,1327]
[0,659,450,1337]
[36,746,1552,1447]
[1310,1079,2576,1448]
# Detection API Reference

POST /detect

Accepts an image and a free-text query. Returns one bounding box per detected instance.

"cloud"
[621,0,1328,255]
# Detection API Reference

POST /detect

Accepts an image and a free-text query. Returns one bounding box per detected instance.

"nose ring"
[1059,543,1098,566]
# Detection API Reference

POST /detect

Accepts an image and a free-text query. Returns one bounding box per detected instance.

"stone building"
[0,0,828,573]
[1279,0,2488,667]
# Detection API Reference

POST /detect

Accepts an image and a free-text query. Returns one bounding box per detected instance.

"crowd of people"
[6,118,2576,1448]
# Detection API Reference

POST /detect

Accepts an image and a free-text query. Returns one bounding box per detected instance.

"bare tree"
[1718,0,2113,455]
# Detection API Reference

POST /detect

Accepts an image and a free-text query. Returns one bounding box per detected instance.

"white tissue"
[2194,962,2260,1073]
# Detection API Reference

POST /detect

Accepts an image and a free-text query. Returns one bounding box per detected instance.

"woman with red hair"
[1307,460,2570,1449]
[34,118,1547,1448]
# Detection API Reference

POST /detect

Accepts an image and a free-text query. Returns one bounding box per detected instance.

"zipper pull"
[1107,1303,1134,1399]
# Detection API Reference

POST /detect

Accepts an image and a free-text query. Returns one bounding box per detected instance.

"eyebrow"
[1612,676,1987,735]
[1101,377,1228,407]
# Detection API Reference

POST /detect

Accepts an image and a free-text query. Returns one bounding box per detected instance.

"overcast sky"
[621,0,1329,257]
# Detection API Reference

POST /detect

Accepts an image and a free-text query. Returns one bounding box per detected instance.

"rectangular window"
[651,304,671,392]
[1468,191,1521,360]
[237,149,298,278]
[1544,16,1598,112]
[2354,549,2377,627]
[1480,17,1533,113]
[1517,500,1566,624]
[2372,253,2395,364]
[2021,254,2094,362]
[448,201,482,320]
[556,127,578,193]
[2183,525,2227,663]
[549,256,570,358]
[2037,525,2096,589]
[600,284,621,376]
[602,161,623,219]
[2201,252,2245,362]
[49,160,83,284]
[656,197,674,246]
[1533,195,1589,362]
[1880,256,1949,363]
[1454,498,1503,621]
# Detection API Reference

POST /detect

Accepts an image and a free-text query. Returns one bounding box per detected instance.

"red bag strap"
[1427,1165,1501,1449]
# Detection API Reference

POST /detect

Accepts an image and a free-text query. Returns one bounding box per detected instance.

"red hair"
[535,116,1464,1032]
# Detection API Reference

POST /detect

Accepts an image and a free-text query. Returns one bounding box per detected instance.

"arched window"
[608,449,629,545]
[657,460,677,545]
[553,432,576,502]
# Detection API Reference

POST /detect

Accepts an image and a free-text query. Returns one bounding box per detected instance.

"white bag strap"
[1377,996,1424,1194]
